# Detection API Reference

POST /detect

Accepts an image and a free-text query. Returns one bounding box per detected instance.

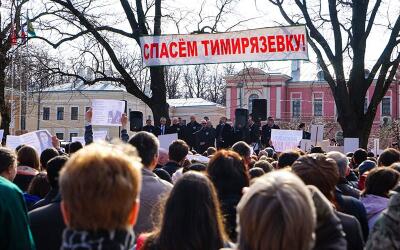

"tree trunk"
[0,66,10,144]
[149,66,169,126]
[339,110,376,149]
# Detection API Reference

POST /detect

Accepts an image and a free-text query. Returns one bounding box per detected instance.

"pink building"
[224,64,400,127]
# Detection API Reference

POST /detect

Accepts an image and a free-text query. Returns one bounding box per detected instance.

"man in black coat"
[29,194,65,250]
[299,123,311,139]
[142,119,157,135]
[261,116,280,147]
[215,117,233,149]
[246,116,260,145]
[167,117,185,139]
[185,115,201,150]
[157,117,169,136]
[233,123,248,144]
[195,120,216,154]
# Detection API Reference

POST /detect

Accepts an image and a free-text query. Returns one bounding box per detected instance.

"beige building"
[26,82,225,141]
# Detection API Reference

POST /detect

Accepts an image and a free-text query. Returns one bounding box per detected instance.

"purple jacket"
[361,194,389,230]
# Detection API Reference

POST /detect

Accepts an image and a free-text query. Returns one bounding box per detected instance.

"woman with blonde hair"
[236,171,316,250]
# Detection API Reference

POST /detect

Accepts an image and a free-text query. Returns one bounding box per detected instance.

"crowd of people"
[1,109,400,250]
[141,115,282,152]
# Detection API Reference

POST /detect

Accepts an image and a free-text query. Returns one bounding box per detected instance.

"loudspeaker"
[129,111,143,131]
[252,99,267,121]
[235,108,248,129]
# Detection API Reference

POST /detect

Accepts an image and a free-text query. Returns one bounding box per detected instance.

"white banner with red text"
[140,25,308,66]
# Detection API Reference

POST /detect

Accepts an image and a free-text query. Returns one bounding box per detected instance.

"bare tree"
[32,0,240,126]
[183,65,209,99]
[164,66,182,99]
[0,0,27,139]
[267,0,400,148]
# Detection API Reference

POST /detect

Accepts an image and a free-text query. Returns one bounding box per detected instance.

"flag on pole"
[10,24,17,45]
[27,20,36,37]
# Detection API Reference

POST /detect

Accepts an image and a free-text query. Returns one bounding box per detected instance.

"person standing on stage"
[185,116,201,150]
[261,117,280,148]
[246,116,261,153]
[142,119,157,135]
[157,117,169,136]
[168,117,185,140]
[215,117,233,149]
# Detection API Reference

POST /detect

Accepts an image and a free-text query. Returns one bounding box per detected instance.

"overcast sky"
[21,0,400,77]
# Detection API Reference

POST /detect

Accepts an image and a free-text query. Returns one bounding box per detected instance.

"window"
[57,107,64,120]
[292,99,301,118]
[71,107,79,120]
[70,133,78,141]
[382,97,391,116]
[248,94,259,113]
[55,133,64,140]
[364,98,368,114]
[313,98,323,117]
[43,107,50,120]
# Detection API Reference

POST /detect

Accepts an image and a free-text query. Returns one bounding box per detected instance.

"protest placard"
[6,130,53,153]
[310,125,324,145]
[271,129,303,152]
[186,154,210,163]
[158,133,178,150]
[300,139,312,152]
[91,99,125,126]
[344,138,359,153]
[93,130,108,141]
[140,25,308,66]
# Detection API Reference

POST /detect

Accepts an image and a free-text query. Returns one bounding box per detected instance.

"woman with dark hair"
[14,145,40,191]
[25,172,50,210]
[207,150,250,241]
[139,172,230,250]
[361,167,399,230]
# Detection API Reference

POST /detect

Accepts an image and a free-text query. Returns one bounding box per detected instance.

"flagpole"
[10,1,15,135]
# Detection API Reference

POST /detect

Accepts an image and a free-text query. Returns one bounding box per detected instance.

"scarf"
[61,228,135,250]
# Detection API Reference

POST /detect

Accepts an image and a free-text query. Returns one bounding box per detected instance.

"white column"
[226,87,231,118]
[276,87,281,119]
[263,86,270,116]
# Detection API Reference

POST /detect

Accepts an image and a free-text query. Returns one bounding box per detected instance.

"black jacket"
[336,211,365,250]
[30,188,59,211]
[157,125,170,136]
[162,161,181,176]
[215,123,233,149]
[167,124,185,139]
[195,127,216,154]
[142,125,157,136]
[336,189,369,240]
[302,130,311,139]
[185,122,202,148]
[233,127,248,144]
[246,123,260,144]
[337,178,361,199]
[29,195,65,250]
[261,124,280,146]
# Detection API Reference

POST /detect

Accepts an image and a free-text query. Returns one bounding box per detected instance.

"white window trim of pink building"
[380,93,392,119]
[312,92,324,117]
[290,92,302,119]
[245,90,263,113]
[226,87,231,119]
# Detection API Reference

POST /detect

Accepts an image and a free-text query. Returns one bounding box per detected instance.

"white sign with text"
[91,99,125,126]
[271,129,303,152]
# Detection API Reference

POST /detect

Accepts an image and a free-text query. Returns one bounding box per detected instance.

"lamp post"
[238,82,244,108]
